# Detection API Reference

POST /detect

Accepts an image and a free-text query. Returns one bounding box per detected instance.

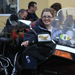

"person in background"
[25,1,38,22]
[50,2,62,14]
[5,23,26,64]
[50,3,64,28]
[6,9,28,26]
[22,8,56,70]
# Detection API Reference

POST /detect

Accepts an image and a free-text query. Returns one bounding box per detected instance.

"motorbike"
[0,36,14,75]
[1,7,75,75]
[0,20,32,75]
[13,7,75,75]
[35,7,75,75]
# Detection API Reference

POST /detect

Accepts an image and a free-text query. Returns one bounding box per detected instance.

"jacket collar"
[37,19,46,29]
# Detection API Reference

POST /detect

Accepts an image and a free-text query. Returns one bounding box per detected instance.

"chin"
[45,24,50,26]
[44,22,50,25]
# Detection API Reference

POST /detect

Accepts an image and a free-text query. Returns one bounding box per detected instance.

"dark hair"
[18,9,26,14]
[28,1,37,9]
[50,3,62,12]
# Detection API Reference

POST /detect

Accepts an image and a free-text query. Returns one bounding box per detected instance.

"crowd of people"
[1,1,63,74]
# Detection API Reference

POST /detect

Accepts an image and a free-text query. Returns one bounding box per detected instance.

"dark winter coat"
[23,19,55,60]
[25,10,38,21]
[6,13,18,26]
[23,19,52,42]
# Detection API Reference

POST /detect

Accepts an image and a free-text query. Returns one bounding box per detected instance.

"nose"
[45,17,48,19]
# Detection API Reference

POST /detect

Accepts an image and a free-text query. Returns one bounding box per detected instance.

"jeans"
[23,55,38,69]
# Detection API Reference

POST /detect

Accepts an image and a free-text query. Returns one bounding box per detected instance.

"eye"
[42,16,53,19]
[48,16,52,18]
[43,16,46,18]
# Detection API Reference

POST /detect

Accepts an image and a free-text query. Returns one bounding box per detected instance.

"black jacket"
[25,10,38,21]
[23,19,55,42]
[23,19,55,60]
[2,25,14,38]
[6,13,18,26]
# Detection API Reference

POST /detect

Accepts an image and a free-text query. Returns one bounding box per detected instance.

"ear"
[30,6,33,9]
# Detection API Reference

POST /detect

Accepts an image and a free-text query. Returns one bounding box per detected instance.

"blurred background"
[0,0,75,30]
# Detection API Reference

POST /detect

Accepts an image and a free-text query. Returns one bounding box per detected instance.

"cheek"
[42,19,45,24]
[42,18,45,22]
[21,15,24,19]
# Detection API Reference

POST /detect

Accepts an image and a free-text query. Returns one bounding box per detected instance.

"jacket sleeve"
[6,13,18,26]
[23,25,38,42]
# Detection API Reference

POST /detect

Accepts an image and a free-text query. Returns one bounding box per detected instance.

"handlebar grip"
[21,41,34,47]
[28,41,35,46]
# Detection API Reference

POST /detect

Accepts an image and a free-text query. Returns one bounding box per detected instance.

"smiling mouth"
[45,21,50,23]
[46,21,49,23]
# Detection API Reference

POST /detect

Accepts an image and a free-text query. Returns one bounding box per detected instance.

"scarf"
[13,31,24,40]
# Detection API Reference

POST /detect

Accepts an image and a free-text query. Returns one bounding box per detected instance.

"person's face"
[21,11,28,20]
[32,4,37,13]
[54,10,57,14]
[42,12,54,26]
[15,29,24,37]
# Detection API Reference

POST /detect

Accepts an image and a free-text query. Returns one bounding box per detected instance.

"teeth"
[45,21,48,22]
[46,21,48,22]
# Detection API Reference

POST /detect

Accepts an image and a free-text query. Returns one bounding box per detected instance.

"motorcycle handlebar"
[21,41,35,47]
[21,39,56,48]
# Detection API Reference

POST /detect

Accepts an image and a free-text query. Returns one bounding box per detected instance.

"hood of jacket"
[37,19,46,29]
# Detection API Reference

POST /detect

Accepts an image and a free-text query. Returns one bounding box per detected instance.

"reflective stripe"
[56,45,75,54]
[8,16,18,26]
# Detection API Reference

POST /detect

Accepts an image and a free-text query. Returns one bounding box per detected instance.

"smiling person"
[6,9,28,26]
[22,8,56,69]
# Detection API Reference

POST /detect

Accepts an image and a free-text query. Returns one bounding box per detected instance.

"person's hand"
[22,41,29,46]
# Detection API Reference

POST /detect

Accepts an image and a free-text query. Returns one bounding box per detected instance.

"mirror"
[18,20,31,28]
[18,20,31,29]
